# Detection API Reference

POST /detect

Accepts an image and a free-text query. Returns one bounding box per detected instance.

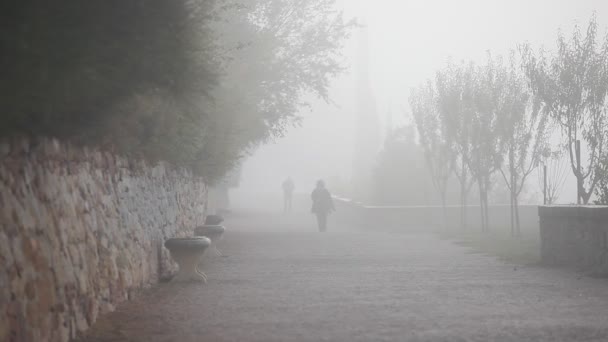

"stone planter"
[164,237,211,282]
[194,225,225,256]
[539,205,608,274]
[205,214,224,225]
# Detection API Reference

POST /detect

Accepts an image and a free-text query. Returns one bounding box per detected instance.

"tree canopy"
[0,0,353,182]
[522,15,608,204]
[409,15,608,233]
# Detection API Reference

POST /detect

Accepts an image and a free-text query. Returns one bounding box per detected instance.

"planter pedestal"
[194,225,225,256]
[164,237,211,282]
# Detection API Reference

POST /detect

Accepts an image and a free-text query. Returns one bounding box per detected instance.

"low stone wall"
[0,138,208,341]
[334,197,539,234]
[539,206,608,274]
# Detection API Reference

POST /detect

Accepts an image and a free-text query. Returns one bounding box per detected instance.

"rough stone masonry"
[0,138,208,341]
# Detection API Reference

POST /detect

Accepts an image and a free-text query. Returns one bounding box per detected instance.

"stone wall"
[539,205,608,274]
[0,138,208,341]
[334,197,539,235]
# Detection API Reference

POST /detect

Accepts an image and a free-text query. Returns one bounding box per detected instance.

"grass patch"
[438,229,541,266]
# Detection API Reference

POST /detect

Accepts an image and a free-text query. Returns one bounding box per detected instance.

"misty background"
[232,0,608,210]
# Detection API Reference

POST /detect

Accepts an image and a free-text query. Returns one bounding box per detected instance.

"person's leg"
[283,193,288,212]
[316,213,322,232]
[318,213,327,232]
[288,194,292,212]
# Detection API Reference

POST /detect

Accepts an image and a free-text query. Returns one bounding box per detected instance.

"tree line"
[0,0,353,183]
[409,15,608,235]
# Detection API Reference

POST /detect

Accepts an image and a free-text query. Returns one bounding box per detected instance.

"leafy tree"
[416,55,546,233]
[1,0,218,148]
[411,81,453,227]
[435,61,476,230]
[466,55,511,232]
[521,15,608,204]
[593,160,608,204]
[496,53,550,236]
[593,149,608,205]
[198,0,355,179]
[0,0,353,183]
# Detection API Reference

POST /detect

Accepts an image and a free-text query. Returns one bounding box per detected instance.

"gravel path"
[80,212,608,342]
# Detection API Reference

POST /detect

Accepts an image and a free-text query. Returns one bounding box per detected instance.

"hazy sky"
[234,0,608,205]
[345,0,608,119]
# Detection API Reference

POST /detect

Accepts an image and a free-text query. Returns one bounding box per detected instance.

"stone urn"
[194,225,225,256]
[164,237,211,282]
[205,214,224,225]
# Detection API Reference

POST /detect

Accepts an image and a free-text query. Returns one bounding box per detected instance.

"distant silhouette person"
[311,180,335,232]
[282,177,295,212]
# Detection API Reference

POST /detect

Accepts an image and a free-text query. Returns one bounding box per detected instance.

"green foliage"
[498,52,550,194]
[522,15,608,204]
[0,0,352,182]
[434,61,477,195]
[195,0,353,181]
[411,53,551,232]
[418,59,506,231]
[1,0,216,138]
[410,81,453,203]
[593,158,608,204]
[593,180,608,205]
[483,52,551,235]
[1,0,220,177]
[208,0,354,164]
[411,15,608,234]
[467,56,506,187]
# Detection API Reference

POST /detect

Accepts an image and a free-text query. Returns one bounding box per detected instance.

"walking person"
[311,180,335,232]
[282,177,295,212]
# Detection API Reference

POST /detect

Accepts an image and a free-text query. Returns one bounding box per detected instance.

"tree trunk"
[510,190,515,237]
[582,187,592,205]
[575,140,581,204]
[514,195,521,237]
[460,160,468,230]
[509,148,515,237]
[441,194,448,230]
[511,172,516,237]
[483,177,490,232]
[463,188,468,230]
[478,177,486,232]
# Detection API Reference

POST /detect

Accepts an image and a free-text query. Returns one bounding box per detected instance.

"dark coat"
[311,187,335,214]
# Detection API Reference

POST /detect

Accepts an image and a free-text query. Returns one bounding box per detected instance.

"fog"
[233,0,608,210]
[6,1,608,340]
